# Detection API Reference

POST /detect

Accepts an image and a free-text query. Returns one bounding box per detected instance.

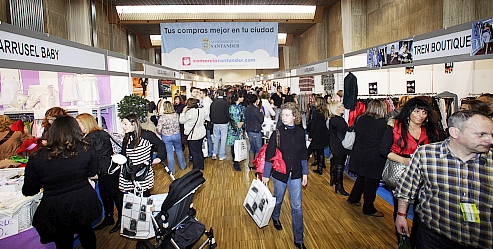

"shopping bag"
[234,139,248,162]
[121,192,155,239]
[243,179,276,228]
[202,138,208,157]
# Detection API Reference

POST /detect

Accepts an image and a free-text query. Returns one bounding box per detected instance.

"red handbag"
[253,130,286,179]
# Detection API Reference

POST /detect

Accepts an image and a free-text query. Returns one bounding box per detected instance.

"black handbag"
[121,156,150,181]
[205,120,214,130]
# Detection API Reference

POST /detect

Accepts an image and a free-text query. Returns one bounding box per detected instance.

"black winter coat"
[307,109,330,149]
[328,115,349,156]
[85,130,113,176]
[348,115,387,179]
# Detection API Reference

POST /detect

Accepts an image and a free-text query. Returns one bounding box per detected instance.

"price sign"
[78,106,93,115]
[0,215,19,239]
[34,108,48,120]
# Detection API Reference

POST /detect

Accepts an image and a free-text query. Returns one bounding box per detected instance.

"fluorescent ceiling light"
[116,5,316,14]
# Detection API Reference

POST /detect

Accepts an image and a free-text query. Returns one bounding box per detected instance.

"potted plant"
[117,94,149,122]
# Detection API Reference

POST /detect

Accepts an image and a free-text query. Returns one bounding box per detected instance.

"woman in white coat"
[179,98,206,170]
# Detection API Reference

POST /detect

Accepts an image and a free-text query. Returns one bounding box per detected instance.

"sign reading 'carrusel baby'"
[0,30,106,70]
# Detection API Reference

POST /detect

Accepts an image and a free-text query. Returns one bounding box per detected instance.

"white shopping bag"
[202,138,208,157]
[243,179,276,228]
[121,192,155,239]
[234,139,248,162]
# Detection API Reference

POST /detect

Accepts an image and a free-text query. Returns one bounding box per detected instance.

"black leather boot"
[94,197,114,230]
[329,158,336,186]
[312,151,324,175]
[109,194,123,234]
[335,165,349,196]
[310,150,318,166]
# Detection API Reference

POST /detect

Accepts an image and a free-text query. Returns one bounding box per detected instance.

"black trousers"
[347,175,380,214]
[54,224,95,249]
[416,222,475,249]
[188,139,204,170]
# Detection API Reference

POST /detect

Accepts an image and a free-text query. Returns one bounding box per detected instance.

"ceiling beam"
[314,6,324,23]
[119,19,319,25]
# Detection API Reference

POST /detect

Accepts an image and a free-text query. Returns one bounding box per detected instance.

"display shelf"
[1,104,116,132]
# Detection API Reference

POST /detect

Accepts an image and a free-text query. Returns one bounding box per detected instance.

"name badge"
[460,203,480,223]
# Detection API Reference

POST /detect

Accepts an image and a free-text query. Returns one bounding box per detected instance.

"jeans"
[416,221,474,249]
[247,131,262,157]
[213,123,228,158]
[206,129,213,157]
[188,139,204,170]
[272,174,304,244]
[161,132,187,173]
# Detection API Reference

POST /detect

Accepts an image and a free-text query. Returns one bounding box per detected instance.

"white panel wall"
[214,69,256,83]
[388,65,433,95]
[351,70,390,95]
[290,77,300,94]
[472,59,493,96]
[432,61,473,100]
[110,75,132,133]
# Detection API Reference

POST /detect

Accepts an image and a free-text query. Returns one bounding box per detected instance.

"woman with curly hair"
[22,115,101,248]
[41,107,68,141]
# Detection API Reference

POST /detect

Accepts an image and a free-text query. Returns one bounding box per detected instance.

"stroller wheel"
[136,240,154,249]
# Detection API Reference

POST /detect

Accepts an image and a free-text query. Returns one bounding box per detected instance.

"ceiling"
[104,0,338,37]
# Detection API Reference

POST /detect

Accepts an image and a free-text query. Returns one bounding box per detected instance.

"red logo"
[182,57,191,66]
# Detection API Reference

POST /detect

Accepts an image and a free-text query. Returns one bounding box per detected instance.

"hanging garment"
[77,74,100,103]
[0,77,21,105]
[299,76,315,92]
[343,72,358,110]
[61,75,81,102]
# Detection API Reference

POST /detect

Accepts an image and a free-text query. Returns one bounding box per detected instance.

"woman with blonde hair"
[307,96,330,175]
[327,101,350,195]
[76,113,118,232]
[156,101,187,174]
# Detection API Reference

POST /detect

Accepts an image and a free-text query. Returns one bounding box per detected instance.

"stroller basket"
[137,169,216,249]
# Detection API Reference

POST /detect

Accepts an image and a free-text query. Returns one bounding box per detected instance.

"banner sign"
[413,30,471,61]
[0,30,106,70]
[295,62,327,76]
[471,18,493,56]
[160,22,278,70]
[367,40,413,68]
[144,64,177,79]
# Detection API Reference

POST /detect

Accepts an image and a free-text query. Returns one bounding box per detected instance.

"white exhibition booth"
[268,18,493,101]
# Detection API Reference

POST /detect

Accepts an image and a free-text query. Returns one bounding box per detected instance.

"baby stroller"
[135,169,216,249]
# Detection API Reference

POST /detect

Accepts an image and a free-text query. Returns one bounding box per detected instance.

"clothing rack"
[357,92,437,97]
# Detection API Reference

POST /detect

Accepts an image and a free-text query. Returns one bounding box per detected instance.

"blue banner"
[160,22,279,70]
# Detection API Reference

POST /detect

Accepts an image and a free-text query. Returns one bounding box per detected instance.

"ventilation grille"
[9,0,45,33]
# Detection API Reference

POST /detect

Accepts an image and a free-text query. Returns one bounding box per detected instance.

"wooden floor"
[79,149,411,249]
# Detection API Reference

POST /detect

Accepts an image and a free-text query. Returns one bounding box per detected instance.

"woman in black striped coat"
[113,114,166,233]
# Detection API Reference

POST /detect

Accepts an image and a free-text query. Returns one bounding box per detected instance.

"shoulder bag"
[381,159,407,188]
[185,109,200,139]
[0,130,15,146]
[339,116,360,150]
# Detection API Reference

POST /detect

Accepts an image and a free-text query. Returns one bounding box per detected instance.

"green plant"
[117,94,149,122]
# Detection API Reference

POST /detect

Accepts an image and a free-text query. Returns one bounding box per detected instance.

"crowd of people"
[13,87,493,249]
